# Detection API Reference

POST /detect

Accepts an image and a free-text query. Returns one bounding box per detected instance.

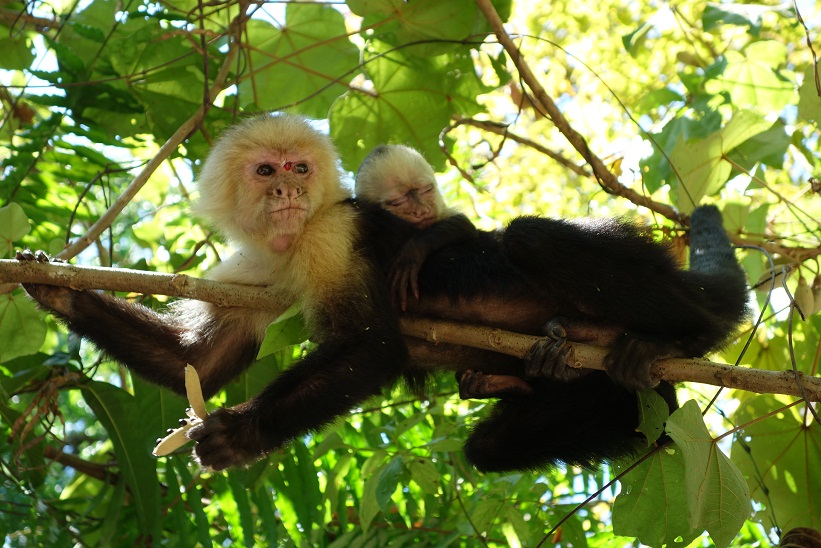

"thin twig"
[474,0,682,223]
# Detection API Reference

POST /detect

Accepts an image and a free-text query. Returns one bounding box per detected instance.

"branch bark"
[1,259,818,401]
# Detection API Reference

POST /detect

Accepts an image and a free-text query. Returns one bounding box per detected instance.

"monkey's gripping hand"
[153,366,270,470]
[390,240,427,311]
[16,250,77,316]
[604,336,670,390]
[187,406,273,470]
[525,319,593,382]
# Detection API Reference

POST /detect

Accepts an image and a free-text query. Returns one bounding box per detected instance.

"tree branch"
[474,0,683,223]
[1,259,818,401]
[399,317,821,402]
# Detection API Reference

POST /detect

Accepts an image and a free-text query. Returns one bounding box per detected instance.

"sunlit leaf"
[613,447,699,546]
[733,394,821,532]
[0,292,46,362]
[667,401,751,548]
[670,110,770,212]
[80,381,162,539]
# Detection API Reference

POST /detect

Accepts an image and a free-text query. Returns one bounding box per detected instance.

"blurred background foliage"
[0,0,819,546]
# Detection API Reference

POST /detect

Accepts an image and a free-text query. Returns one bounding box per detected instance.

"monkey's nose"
[273,185,304,199]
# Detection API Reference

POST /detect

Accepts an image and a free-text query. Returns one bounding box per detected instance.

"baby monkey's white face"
[381,180,440,228]
[355,144,449,229]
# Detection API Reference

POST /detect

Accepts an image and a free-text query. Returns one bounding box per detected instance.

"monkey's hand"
[525,319,591,381]
[153,365,208,456]
[604,336,672,390]
[16,250,77,316]
[390,240,427,311]
[458,370,534,399]
[187,406,271,471]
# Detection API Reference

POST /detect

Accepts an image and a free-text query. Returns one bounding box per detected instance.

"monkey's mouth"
[269,207,308,218]
[412,217,436,228]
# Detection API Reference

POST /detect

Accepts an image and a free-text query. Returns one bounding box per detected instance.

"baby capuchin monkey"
[355,144,535,399]
[355,144,475,311]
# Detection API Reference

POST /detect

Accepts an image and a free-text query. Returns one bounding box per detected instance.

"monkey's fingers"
[153,366,208,456]
[408,266,421,302]
[153,411,203,456]
[391,269,411,311]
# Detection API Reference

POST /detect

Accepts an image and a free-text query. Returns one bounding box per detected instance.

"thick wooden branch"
[1,259,818,401]
[399,317,821,402]
[0,259,288,312]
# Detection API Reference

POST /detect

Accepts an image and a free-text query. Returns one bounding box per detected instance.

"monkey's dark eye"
[294,163,309,174]
[257,164,275,176]
[385,196,408,208]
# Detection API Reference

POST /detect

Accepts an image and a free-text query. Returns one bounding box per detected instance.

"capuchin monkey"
[19,113,749,473]
[355,144,476,310]
[355,144,535,399]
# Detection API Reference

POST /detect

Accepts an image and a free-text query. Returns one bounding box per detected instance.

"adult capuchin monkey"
[19,112,749,473]
[355,144,535,400]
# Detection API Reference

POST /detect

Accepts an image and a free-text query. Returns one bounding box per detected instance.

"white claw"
[152,365,209,457]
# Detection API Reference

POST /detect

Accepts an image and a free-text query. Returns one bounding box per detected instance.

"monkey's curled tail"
[687,205,749,346]
[689,205,744,280]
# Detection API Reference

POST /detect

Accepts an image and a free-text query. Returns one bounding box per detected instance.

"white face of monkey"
[235,148,314,250]
[355,144,448,228]
[195,114,349,253]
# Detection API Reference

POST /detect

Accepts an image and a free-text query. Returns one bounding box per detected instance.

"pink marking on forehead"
[283,161,293,171]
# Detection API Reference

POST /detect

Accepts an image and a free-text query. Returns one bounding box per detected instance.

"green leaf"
[702,3,773,34]
[330,45,481,171]
[636,388,670,445]
[350,0,478,47]
[172,460,213,546]
[732,394,821,532]
[613,447,699,546]
[798,66,821,124]
[622,22,651,56]
[0,202,31,253]
[666,400,751,547]
[80,381,162,539]
[257,303,309,359]
[0,292,46,362]
[238,5,359,118]
[706,44,795,111]
[640,110,722,193]
[227,473,254,546]
[0,37,35,71]
[670,110,771,212]
[359,451,388,532]
[375,455,403,510]
[407,458,439,495]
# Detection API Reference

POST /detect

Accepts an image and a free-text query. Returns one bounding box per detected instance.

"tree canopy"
[1,0,819,546]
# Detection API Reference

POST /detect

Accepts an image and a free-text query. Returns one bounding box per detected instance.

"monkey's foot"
[525,319,589,381]
[604,336,669,390]
[458,370,534,399]
[16,249,76,315]
[16,248,66,264]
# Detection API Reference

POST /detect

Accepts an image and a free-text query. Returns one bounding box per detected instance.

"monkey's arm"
[188,276,408,470]
[392,214,476,310]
